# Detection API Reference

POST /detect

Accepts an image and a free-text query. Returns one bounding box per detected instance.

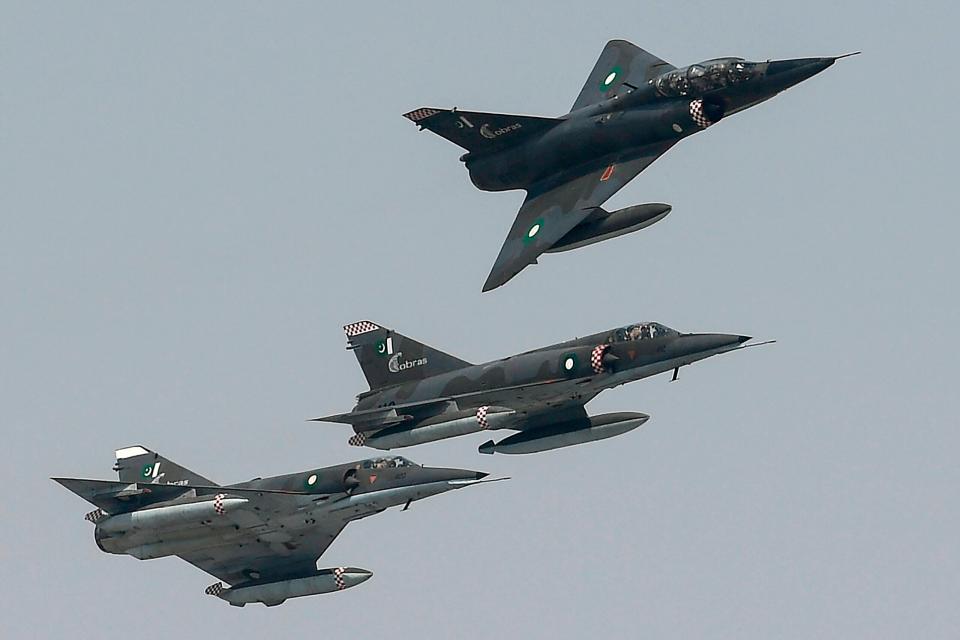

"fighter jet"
[54,446,497,606]
[404,40,857,291]
[314,320,771,454]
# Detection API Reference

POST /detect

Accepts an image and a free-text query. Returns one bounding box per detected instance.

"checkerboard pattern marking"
[689,100,713,129]
[590,344,611,374]
[403,108,441,122]
[334,567,346,590]
[344,321,380,338]
[476,405,491,430]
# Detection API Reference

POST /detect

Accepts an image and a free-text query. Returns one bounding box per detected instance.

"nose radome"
[677,333,748,353]
[713,333,751,347]
[766,57,836,80]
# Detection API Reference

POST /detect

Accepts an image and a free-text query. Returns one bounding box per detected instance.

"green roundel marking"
[600,66,621,90]
[523,218,544,245]
[141,464,153,478]
[375,340,387,356]
[304,473,319,490]
[562,353,577,372]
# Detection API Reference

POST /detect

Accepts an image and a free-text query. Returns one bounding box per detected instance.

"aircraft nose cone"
[766,57,835,82]
[674,333,748,356]
[711,333,749,348]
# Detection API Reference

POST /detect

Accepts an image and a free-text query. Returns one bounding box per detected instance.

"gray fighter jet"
[54,446,496,606]
[315,320,771,454]
[404,39,857,291]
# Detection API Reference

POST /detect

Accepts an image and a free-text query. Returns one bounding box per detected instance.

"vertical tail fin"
[402,108,561,154]
[113,445,216,486]
[343,321,472,391]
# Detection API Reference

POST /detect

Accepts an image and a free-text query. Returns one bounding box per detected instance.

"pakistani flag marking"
[600,66,621,90]
[375,337,394,356]
[524,218,544,245]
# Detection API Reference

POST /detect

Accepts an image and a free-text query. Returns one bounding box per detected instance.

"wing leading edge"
[482,143,675,292]
[570,40,675,112]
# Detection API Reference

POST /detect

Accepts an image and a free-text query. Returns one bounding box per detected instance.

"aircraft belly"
[605,347,742,388]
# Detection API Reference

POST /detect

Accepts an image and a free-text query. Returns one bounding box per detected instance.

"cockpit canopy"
[654,58,757,97]
[611,322,676,342]
[362,456,417,470]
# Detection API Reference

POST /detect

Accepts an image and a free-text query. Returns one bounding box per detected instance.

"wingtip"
[481,274,503,293]
[482,267,518,293]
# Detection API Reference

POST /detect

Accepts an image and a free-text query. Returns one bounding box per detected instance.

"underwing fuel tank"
[478,412,649,455]
[546,203,671,253]
[206,567,374,607]
[351,407,517,450]
[97,496,248,534]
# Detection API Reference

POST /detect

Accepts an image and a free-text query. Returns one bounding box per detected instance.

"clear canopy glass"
[611,322,675,342]
[654,58,756,97]
[362,456,417,469]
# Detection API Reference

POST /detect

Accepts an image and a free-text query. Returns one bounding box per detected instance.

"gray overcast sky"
[3,1,957,638]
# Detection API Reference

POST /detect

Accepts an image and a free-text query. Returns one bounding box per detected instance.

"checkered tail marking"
[205,582,225,597]
[344,321,381,338]
[334,567,346,590]
[403,108,441,123]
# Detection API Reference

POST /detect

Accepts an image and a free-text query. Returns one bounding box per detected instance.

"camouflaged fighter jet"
[404,40,857,291]
[54,446,497,606]
[314,320,771,454]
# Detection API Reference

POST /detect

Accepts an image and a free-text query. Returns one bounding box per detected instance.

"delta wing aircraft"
[315,320,771,454]
[404,39,856,291]
[54,446,497,606]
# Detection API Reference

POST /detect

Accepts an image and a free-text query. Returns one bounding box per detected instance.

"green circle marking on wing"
[600,66,621,91]
[563,353,577,372]
[523,218,544,245]
[304,473,319,490]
